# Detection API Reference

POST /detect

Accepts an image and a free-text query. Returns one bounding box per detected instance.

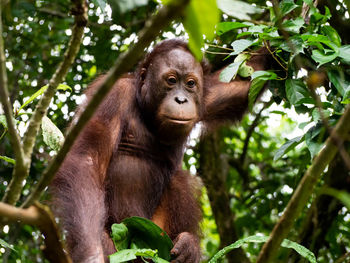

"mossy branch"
[0,3,24,168]
[0,202,72,263]
[1,0,88,206]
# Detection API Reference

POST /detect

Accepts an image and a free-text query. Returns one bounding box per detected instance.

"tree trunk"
[198,128,250,263]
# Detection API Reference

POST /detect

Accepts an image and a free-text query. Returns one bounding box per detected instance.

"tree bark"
[199,128,250,263]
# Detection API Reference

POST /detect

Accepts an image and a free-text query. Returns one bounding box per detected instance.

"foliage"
[110,217,173,261]
[1,0,350,263]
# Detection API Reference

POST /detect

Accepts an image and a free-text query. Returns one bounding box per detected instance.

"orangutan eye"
[167,76,177,85]
[187,79,196,88]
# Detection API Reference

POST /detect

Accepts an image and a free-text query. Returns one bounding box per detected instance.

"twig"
[207,43,234,51]
[1,0,88,206]
[0,202,71,263]
[256,104,350,263]
[205,50,231,55]
[0,4,24,167]
[335,252,350,263]
[263,40,287,71]
[0,129,7,141]
[22,0,190,207]
[240,100,273,164]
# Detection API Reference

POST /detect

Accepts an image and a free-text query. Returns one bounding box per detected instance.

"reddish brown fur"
[51,39,268,263]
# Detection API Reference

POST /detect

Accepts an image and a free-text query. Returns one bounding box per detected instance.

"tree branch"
[1,0,87,206]
[0,3,24,167]
[0,202,71,263]
[22,0,190,207]
[256,104,350,263]
[240,100,272,164]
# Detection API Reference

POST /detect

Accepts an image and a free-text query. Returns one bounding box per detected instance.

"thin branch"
[0,202,71,263]
[22,0,190,208]
[0,4,24,166]
[256,104,350,263]
[240,100,273,164]
[1,0,87,206]
[207,43,234,51]
[205,50,231,55]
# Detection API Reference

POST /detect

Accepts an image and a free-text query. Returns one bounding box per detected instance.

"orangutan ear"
[140,68,147,83]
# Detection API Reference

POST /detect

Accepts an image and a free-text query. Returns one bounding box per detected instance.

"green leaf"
[305,125,324,159]
[184,0,219,60]
[338,45,350,65]
[327,70,350,97]
[219,53,250,82]
[91,0,107,10]
[0,115,7,129]
[311,108,330,122]
[320,187,350,210]
[302,34,338,51]
[285,79,313,105]
[220,62,242,83]
[231,39,255,55]
[280,35,305,55]
[109,248,159,263]
[311,49,338,66]
[19,84,72,112]
[217,0,263,20]
[111,223,129,251]
[279,0,299,17]
[216,22,251,36]
[41,116,64,151]
[0,156,16,164]
[209,235,316,263]
[249,71,277,110]
[113,0,149,14]
[321,25,341,47]
[281,239,317,263]
[0,239,16,251]
[273,136,304,161]
[121,217,173,261]
[282,17,304,34]
[238,61,254,78]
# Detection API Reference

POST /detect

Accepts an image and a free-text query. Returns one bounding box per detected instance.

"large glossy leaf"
[217,0,263,20]
[311,49,338,66]
[121,217,173,261]
[109,248,159,263]
[338,45,350,65]
[216,22,251,36]
[111,0,149,14]
[279,0,299,17]
[327,70,350,97]
[219,53,250,82]
[184,0,219,60]
[231,39,255,55]
[321,25,341,47]
[305,124,324,159]
[273,136,304,161]
[41,116,65,151]
[282,17,304,34]
[209,235,316,263]
[285,79,312,105]
[248,71,277,110]
[111,223,129,251]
